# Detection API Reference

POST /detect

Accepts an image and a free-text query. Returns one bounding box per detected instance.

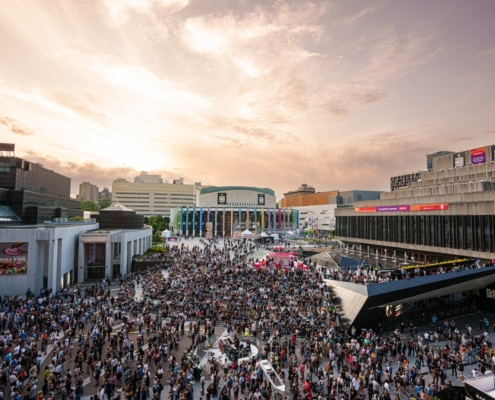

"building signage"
[0,242,28,275]
[355,203,448,213]
[471,147,486,165]
[454,153,465,168]
[217,192,227,205]
[258,193,265,206]
[492,145,495,163]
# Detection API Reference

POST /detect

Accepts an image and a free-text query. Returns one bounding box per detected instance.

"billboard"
[0,143,15,152]
[258,193,265,206]
[355,203,448,213]
[217,192,227,205]
[0,242,28,275]
[471,147,486,165]
[454,153,464,168]
[493,145,495,163]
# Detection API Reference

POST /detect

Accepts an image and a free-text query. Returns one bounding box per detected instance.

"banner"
[258,193,265,206]
[199,208,203,232]
[471,147,486,165]
[238,207,241,228]
[179,209,183,232]
[261,208,264,231]
[218,192,227,205]
[454,153,464,168]
[355,203,449,213]
[0,243,28,275]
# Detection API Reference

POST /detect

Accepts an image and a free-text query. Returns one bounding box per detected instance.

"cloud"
[0,114,34,136]
[476,47,495,60]
[44,89,106,123]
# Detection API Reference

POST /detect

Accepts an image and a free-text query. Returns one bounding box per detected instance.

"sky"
[1,0,494,198]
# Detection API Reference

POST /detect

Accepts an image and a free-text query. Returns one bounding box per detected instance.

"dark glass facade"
[336,215,495,253]
[0,156,81,224]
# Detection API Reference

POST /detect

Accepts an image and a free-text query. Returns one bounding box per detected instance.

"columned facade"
[171,208,299,237]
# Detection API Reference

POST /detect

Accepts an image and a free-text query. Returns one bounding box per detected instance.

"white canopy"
[241,229,254,236]
[161,229,171,238]
[260,232,268,237]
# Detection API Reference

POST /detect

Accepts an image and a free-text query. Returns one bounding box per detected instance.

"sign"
[355,203,448,213]
[167,237,178,242]
[454,153,464,168]
[0,143,15,151]
[217,192,227,205]
[492,145,495,163]
[471,147,486,165]
[0,242,28,275]
[258,193,265,206]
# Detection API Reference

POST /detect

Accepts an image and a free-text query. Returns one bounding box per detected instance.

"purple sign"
[471,148,486,165]
[376,205,411,212]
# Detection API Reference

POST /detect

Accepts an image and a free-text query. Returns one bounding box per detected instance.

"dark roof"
[200,186,275,196]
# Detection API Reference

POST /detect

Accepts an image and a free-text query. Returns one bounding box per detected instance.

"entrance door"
[112,264,120,279]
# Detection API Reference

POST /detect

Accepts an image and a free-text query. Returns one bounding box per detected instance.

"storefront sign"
[0,242,28,275]
[471,147,486,165]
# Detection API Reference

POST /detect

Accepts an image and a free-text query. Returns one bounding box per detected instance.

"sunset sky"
[1,0,494,197]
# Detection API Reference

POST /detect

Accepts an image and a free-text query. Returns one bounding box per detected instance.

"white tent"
[241,229,254,237]
[260,232,268,237]
[161,229,171,238]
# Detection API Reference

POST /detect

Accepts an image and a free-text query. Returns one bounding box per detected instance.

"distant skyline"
[1,0,494,197]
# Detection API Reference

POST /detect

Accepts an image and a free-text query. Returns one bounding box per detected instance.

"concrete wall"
[292,204,337,231]
[0,223,98,296]
[199,190,276,208]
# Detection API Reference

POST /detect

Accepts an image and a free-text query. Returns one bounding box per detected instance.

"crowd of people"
[0,237,493,400]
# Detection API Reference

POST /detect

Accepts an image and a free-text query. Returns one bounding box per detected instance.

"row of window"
[336,215,495,253]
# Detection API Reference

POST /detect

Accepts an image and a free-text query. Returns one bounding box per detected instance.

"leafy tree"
[98,198,112,210]
[81,200,99,211]
[147,216,170,244]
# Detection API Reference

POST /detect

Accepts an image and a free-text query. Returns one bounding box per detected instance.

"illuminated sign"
[217,193,227,205]
[355,203,448,213]
[0,242,28,275]
[471,147,486,165]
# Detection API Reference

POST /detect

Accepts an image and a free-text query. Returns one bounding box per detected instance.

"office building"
[0,144,82,224]
[111,177,196,217]
[78,182,99,202]
[134,171,163,184]
[280,185,338,208]
[335,144,495,262]
[99,187,111,199]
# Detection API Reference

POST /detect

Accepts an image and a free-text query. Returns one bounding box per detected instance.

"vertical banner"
[238,207,241,229]
[179,208,183,234]
[261,208,265,231]
[254,207,257,224]
[192,207,196,235]
[223,208,226,236]
[267,208,270,230]
[296,210,300,231]
[278,209,281,229]
[207,208,210,223]
[199,208,203,235]
[186,207,189,234]
[215,208,218,235]
[290,209,294,228]
[231,208,234,237]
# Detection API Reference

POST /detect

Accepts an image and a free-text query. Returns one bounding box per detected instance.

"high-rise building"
[78,182,99,202]
[99,187,111,199]
[0,144,82,224]
[111,177,197,217]
[134,171,163,184]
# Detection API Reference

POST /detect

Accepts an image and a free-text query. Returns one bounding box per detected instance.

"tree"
[147,216,170,244]
[81,200,99,211]
[98,198,112,210]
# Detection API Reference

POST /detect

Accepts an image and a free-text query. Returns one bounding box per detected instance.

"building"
[283,189,381,232]
[389,172,421,191]
[78,182,99,202]
[111,178,196,217]
[170,186,297,238]
[0,220,99,296]
[134,171,163,184]
[335,144,495,263]
[280,186,339,208]
[426,150,454,171]
[0,145,82,224]
[80,204,152,280]
[325,264,495,330]
[99,187,111,199]
[283,184,316,198]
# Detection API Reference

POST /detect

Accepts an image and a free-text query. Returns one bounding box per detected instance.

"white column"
[48,239,58,293]
[120,240,127,276]
[77,241,85,283]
